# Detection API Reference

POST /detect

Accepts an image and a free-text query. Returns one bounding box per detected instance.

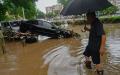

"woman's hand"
[84,25,90,31]
[81,25,90,32]
[84,26,90,31]
[100,47,105,56]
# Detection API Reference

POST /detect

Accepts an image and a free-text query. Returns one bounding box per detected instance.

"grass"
[100,16,120,23]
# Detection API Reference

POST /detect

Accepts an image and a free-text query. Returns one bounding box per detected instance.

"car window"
[38,20,43,25]
[42,21,52,29]
[3,22,11,28]
[11,22,19,27]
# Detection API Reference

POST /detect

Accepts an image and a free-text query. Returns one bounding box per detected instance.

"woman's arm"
[100,34,106,56]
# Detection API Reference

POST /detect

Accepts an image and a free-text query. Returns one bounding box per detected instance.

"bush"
[100,16,120,23]
[53,22,62,26]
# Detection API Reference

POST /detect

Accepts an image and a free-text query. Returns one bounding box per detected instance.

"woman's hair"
[86,12,96,18]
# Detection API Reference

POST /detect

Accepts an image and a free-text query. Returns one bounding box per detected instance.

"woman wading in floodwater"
[83,12,106,75]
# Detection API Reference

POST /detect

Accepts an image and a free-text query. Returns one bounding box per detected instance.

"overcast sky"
[36,0,57,13]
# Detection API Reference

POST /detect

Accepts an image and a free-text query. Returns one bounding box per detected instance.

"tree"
[36,10,45,19]
[11,0,37,19]
[3,0,18,19]
[0,3,7,21]
[0,0,38,21]
[57,0,70,6]
[46,12,57,18]
[100,5,118,15]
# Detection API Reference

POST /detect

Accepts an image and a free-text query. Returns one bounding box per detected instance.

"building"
[46,4,63,15]
[109,0,120,13]
[46,7,53,14]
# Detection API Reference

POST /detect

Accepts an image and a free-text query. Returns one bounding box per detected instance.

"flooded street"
[0,24,120,75]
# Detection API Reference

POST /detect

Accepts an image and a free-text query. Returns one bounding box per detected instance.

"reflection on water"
[107,28,120,65]
[0,24,120,75]
[43,46,80,75]
[38,35,50,41]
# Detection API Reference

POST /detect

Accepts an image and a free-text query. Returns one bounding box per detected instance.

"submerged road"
[0,24,120,75]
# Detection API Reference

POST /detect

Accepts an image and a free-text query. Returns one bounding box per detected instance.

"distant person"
[0,25,6,54]
[83,12,106,75]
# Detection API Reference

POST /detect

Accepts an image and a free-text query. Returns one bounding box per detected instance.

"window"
[38,20,43,25]
[42,21,52,29]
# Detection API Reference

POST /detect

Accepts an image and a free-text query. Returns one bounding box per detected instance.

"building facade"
[46,4,63,15]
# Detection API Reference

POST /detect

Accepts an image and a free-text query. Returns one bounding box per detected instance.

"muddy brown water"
[0,24,120,75]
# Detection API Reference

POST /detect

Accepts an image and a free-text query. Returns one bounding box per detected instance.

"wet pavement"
[0,24,120,75]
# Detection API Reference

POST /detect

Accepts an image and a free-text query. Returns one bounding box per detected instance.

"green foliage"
[53,22,62,26]
[0,0,39,21]
[100,16,120,23]
[100,5,118,15]
[0,3,7,21]
[57,0,70,6]
[36,10,45,18]
[46,13,57,18]
[11,0,37,19]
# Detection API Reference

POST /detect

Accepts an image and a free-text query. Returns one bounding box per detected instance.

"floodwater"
[0,24,120,75]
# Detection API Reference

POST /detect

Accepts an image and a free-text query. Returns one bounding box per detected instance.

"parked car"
[20,20,73,38]
[1,21,20,39]
[1,19,73,40]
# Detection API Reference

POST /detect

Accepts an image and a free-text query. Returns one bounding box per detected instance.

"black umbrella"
[61,0,113,16]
